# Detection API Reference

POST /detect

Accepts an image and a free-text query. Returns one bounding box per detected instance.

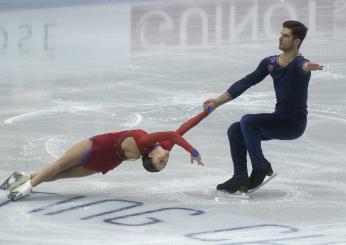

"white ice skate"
[7,180,33,201]
[0,171,30,191]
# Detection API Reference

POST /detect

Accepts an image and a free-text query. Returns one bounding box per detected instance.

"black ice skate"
[216,177,249,194]
[249,164,274,190]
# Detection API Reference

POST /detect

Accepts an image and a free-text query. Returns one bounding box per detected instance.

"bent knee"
[280,125,306,140]
[227,122,241,137]
[240,114,256,126]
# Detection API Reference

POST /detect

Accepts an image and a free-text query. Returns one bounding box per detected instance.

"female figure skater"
[1,109,211,201]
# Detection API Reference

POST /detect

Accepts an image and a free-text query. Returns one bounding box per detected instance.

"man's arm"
[303,61,323,72]
[203,92,231,110]
[203,57,269,110]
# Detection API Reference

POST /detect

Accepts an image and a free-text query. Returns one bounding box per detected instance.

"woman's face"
[149,147,170,171]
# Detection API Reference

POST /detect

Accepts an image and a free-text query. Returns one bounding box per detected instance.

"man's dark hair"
[142,155,159,172]
[283,20,308,47]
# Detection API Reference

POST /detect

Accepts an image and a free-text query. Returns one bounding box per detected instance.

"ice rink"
[1,0,346,244]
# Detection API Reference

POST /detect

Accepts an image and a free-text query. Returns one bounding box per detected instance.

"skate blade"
[0,172,18,190]
[7,192,24,201]
[216,190,250,200]
[1,172,30,191]
[248,173,278,193]
[0,182,10,190]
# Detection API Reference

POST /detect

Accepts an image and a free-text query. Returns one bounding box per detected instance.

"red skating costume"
[81,111,208,174]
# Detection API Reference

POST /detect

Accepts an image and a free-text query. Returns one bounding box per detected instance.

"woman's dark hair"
[283,20,308,47]
[142,155,159,172]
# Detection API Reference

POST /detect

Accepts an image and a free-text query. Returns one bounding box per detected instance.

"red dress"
[81,111,208,174]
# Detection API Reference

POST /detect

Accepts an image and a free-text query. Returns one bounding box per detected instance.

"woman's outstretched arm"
[160,110,210,151]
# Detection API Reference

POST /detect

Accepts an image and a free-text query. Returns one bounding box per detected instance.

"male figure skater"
[203,20,323,193]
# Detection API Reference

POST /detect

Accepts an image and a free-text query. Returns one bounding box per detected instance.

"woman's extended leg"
[30,139,93,187]
[30,164,96,182]
[7,139,95,201]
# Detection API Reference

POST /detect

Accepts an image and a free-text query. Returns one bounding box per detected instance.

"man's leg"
[240,114,271,171]
[239,113,306,188]
[228,122,248,178]
[216,122,249,193]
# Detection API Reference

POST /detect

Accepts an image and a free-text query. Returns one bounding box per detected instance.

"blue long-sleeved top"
[226,55,311,115]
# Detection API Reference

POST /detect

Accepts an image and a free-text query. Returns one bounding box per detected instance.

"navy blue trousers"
[227,112,307,179]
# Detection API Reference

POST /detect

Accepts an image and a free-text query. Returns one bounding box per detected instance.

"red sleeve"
[139,131,195,154]
[160,111,209,151]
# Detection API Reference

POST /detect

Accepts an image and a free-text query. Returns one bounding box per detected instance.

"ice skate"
[249,164,274,190]
[0,171,30,191]
[216,177,249,194]
[248,173,277,193]
[7,180,33,201]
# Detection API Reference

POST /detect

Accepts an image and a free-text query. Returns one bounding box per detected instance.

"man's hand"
[203,93,231,111]
[203,99,218,111]
[303,62,323,71]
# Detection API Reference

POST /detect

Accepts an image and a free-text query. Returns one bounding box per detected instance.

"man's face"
[279,27,300,51]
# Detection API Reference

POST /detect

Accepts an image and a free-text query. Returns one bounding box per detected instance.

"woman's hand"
[190,150,204,166]
[191,155,204,166]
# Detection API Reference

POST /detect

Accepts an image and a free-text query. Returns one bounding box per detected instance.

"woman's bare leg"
[30,165,96,182]
[30,139,93,187]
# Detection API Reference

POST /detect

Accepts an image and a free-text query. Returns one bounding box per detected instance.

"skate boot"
[249,164,274,190]
[0,171,30,191]
[216,177,249,193]
[7,180,33,201]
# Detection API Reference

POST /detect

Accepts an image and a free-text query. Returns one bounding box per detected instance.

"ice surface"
[1,0,346,244]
